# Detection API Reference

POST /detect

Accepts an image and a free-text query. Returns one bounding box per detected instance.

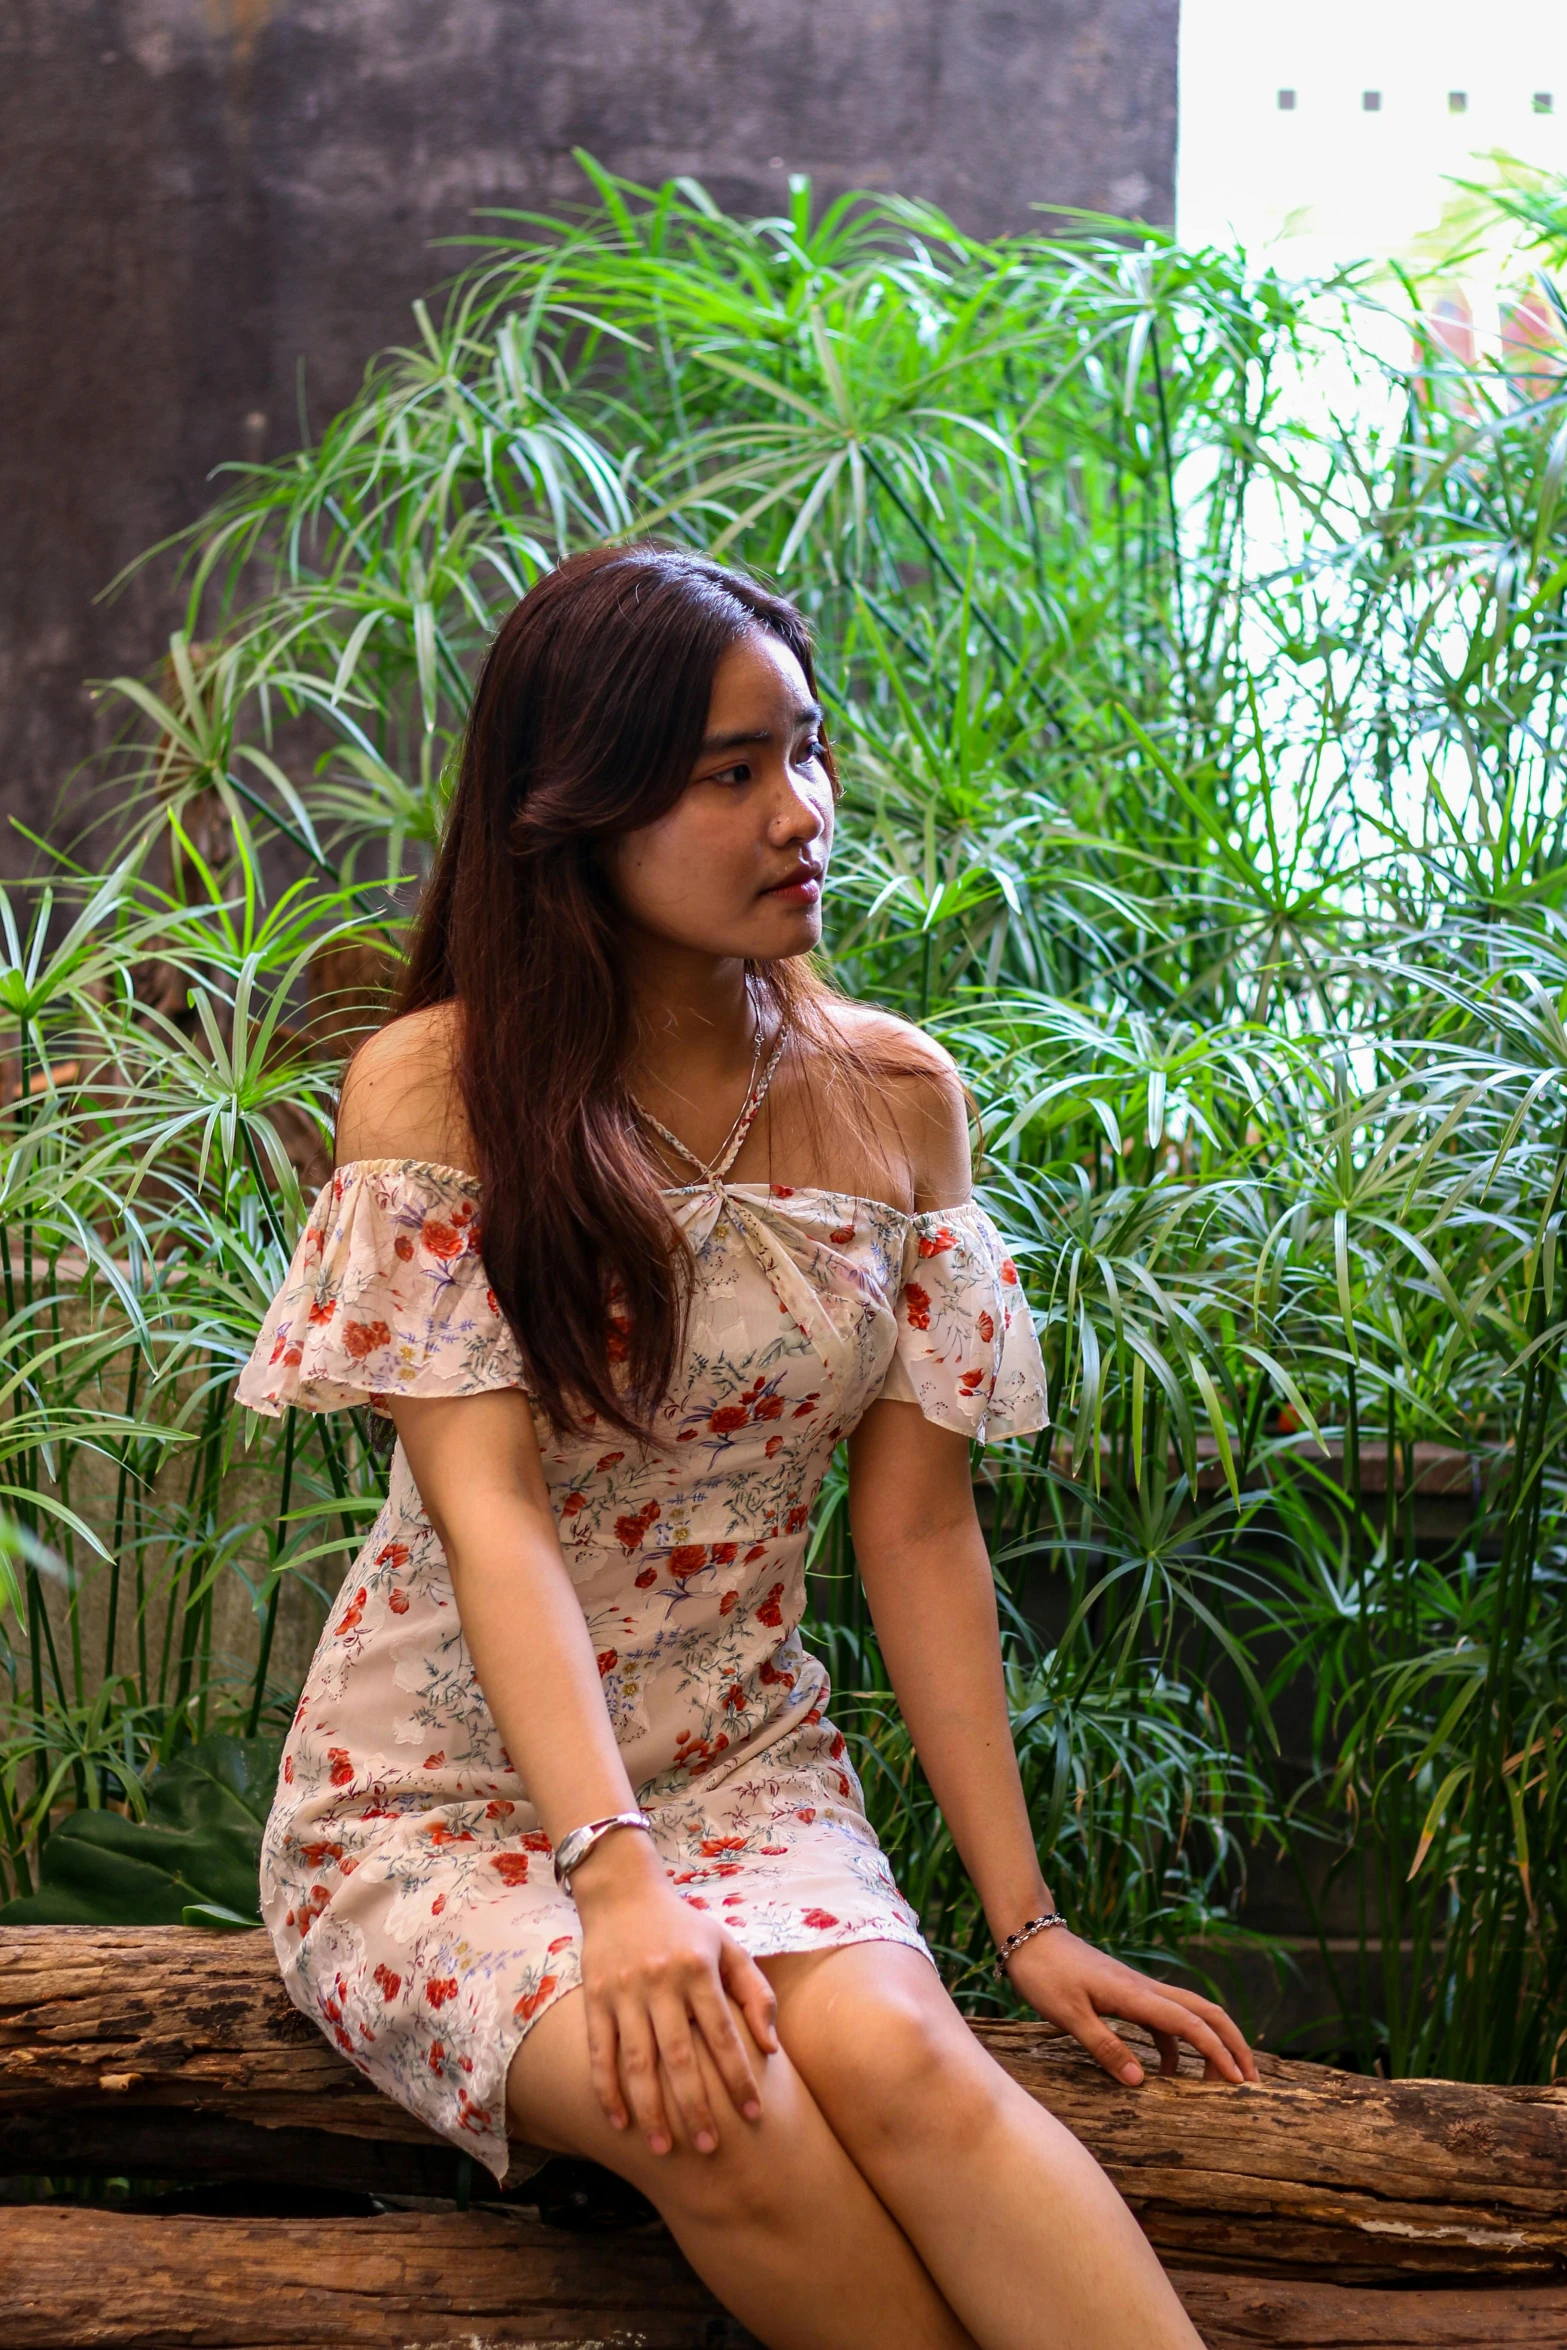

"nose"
[766,764,827,848]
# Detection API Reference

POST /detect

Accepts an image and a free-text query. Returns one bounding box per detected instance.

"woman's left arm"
[846,1399,1258,2087]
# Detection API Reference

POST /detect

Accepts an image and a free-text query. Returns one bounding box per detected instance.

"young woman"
[240,543,1256,2350]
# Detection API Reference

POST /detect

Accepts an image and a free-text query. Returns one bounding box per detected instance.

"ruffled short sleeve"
[878,1202,1049,1442]
[236,1159,526,1417]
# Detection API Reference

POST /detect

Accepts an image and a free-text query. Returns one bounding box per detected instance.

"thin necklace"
[633,981,769,1181]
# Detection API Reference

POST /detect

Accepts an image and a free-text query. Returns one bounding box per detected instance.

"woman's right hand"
[570,1827,780,2155]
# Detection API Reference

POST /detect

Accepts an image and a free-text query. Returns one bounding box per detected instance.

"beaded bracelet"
[992,1910,1068,1982]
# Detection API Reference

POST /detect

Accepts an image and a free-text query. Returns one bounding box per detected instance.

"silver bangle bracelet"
[993,1910,1067,1982]
[552,1809,653,1891]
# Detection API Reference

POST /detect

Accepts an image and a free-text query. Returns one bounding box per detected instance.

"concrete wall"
[0,0,1179,874]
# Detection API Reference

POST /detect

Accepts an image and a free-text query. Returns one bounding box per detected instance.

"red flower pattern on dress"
[342,1318,392,1360]
[237,1160,1045,2187]
[614,1500,660,1553]
[421,1217,466,1262]
[514,1975,558,2023]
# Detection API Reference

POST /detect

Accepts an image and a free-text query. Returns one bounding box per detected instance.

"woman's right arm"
[333,1012,775,2157]
[389,1387,778,2155]
[389,1372,779,2162]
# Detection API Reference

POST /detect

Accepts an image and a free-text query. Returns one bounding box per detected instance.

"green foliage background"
[4,159,1567,2082]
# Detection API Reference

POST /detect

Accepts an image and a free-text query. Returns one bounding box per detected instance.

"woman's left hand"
[1003,1926,1260,2087]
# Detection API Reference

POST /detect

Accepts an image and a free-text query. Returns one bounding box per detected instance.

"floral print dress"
[237,1047,1049,2182]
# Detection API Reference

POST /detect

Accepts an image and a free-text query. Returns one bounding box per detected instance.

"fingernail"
[743,2100,761,2121]
[650,2134,670,2155]
[610,2113,627,2130]
[695,2130,716,2154]
[1120,2062,1142,2084]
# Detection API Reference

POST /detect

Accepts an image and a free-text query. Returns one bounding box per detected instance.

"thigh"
[505,1971,923,2196]
[504,1984,977,2350]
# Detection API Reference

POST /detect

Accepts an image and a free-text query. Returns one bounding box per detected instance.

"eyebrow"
[699,701,824,755]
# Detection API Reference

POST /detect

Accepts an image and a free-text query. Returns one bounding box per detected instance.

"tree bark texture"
[5,1929,1566,2285]
[4,2206,1567,2349]
[5,1922,1567,2350]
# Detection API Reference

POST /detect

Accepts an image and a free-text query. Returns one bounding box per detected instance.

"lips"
[762,865,823,900]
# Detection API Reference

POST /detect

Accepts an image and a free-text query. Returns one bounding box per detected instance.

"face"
[604,629,834,961]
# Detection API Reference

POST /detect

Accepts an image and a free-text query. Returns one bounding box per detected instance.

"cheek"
[608,805,746,918]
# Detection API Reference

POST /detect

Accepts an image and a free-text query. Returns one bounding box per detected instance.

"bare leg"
[505,1983,975,2350]
[763,1944,1204,2350]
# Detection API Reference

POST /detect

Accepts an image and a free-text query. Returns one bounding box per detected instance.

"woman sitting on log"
[239,543,1257,2350]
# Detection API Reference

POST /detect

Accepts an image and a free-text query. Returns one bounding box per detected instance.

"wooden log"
[1168,2269,1567,2347]
[0,2203,758,2348]
[3,2205,1567,2349]
[4,1929,1566,2284]
[984,2021,1567,2284]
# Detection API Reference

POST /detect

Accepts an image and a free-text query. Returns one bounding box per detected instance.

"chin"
[751,916,822,961]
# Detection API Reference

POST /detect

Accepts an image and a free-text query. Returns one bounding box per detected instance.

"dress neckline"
[331,1155,976,1228]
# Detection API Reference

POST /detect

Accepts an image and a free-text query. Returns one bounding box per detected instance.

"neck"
[624,939,760,1100]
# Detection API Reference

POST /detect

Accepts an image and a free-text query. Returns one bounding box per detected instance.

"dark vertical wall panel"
[0,0,1178,867]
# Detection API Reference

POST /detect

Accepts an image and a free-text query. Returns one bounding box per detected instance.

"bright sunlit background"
[1178,0,1567,302]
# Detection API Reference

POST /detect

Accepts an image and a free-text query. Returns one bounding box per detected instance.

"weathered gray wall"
[0,0,1179,873]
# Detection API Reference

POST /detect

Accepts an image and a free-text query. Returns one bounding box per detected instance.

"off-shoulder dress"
[237,1054,1049,2182]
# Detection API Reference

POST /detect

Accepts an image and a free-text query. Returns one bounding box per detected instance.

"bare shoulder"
[333,1001,478,1176]
[819,998,973,1212]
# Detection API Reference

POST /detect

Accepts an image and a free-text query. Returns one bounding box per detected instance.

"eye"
[799,737,830,766]
[710,760,753,787]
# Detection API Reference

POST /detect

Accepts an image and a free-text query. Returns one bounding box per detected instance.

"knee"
[825,1995,1002,2158]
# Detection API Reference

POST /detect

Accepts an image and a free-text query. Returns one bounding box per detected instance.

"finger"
[691,1977,764,2123]
[1155,1984,1260,2082]
[615,2005,674,2154]
[584,1995,628,2131]
[1151,2026,1181,2078]
[720,1938,779,2057]
[1070,2008,1145,2086]
[1140,1997,1247,2084]
[650,1994,719,2153]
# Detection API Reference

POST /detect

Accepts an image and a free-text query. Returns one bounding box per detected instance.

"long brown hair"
[399,543,843,1439]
